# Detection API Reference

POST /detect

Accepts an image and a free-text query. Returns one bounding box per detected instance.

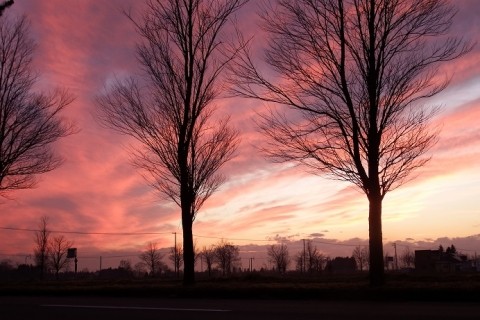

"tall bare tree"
[0,16,75,196]
[139,242,165,276]
[96,0,246,285]
[231,0,471,286]
[267,243,290,273]
[33,216,50,279]
[48,235,73,279]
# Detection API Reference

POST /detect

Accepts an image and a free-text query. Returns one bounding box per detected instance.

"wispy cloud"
[0,0,479,263]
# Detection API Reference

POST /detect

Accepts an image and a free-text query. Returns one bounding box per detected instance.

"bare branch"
[231,0,471,286]
[0,16,76,196]
[96,0,247,285]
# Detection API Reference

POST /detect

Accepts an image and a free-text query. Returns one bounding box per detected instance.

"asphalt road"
[2,296,480,320]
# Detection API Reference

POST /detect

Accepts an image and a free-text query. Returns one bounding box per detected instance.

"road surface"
[2,295,480,319]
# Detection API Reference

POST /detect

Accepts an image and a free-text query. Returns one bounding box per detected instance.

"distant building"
[414,250,474,273]
[326,257,357,274]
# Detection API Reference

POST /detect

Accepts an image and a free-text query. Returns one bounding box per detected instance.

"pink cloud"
[0,0,479,270]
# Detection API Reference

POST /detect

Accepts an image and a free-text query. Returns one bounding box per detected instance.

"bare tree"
[119,259,132,271]
[200,245,217,277]
[295,240,325,273]
[352,246,369,271]
[139,242,165,277]
[134,261,147,278]
[231,0,471,286]
[48,235,73,279]
[0,16,75,196]
[33,216,50,279]
[214,240,241,276]
[96,0,246,285]
[0,258,14,272]
[169,243,183,277]
[267,243,290,273]
[400,247,415,268]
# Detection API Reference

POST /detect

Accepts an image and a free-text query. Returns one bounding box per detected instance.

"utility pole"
[172,232,177,277]
[249,257,255,272]
[393,243,398,270]
[303,239,306,273]
[99,256,102,271]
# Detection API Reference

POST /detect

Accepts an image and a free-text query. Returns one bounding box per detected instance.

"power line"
[1,225,477,252]
[311,239,366,247]
[192,234,274,242]
[0,226,173,236]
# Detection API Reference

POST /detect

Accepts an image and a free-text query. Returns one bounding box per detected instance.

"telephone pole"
[393,243,398,270]
[172,232,177,277]
[303,239,306,273]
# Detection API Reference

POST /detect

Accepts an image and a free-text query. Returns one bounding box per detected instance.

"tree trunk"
[182,212,195,285]
[368,194,384,286]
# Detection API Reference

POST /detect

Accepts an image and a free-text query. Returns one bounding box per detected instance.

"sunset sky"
[0,0,479,271]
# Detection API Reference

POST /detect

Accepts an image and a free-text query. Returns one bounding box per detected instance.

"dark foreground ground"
[2,295,480,320]
[2,273,480,301]
[2,274,480,319]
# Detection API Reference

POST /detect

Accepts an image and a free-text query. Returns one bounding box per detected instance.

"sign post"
[67,248,78,275]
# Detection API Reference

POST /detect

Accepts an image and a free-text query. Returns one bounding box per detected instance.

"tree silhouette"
[232,0,471,286]
[214,240,241,276]
[0,16,75,197]
[169,243,183,277]
[399,246,415,268]
[267,243,290,273]
[352,246,369,271]
[48,235,73,279]
[295,240,325,273]
[33,216,50,279]
[200,245,217,277]
[96,0,246,285]
[139,242,165,277]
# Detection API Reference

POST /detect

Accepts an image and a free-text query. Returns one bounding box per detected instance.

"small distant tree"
[48,235,73,279]
[214,241,241,276]
[139,242,165,276]
[119,259,132,271]
[200,245,217,277]
[33,216,50,279]
[399,247,415,268]
[296,240,325,273]
[267,243,290,273]
[0,258,14,272]
[169,244,183,277]
[446,245,457,255]
[118,259,133,277]
[133,261,147,278]
[352,246,369,271]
